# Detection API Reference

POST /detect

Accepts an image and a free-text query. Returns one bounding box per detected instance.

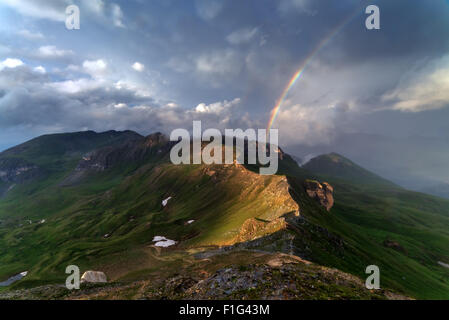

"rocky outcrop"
[195,164,300,246]
[0,158,40,183]
[304,180,334,211]
[231,218,287,244]
[61,133,174,186]
[80,271,107,284]
[0,158,41,197]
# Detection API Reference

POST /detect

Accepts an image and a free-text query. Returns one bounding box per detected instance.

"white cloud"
[33,66,46,74]
[166,102,178,108]
[82,59,108,78]
[132,62,145,72]
[0,64,248,137]
[195,98,241,114]
[0,60,252,142]
[383,56,449,112]
[113,103,127,109]
[226,28,258,45]
[114,80,153,98]
[82,0,105,15]
[111,3,125,28]
[47,78,104,94]
[1,0,70,21]
[0,58,24,70]
[17,29,45,40]
[38,45,73,58]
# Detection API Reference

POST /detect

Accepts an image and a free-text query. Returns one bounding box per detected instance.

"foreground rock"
[0,251,410,300]
[81,271,107,284]
[304,180,334,211]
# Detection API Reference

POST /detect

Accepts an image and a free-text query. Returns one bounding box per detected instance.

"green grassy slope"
[286,154,449,299]
[0,161,298,288]
[0,133,448,299]
[0,130,143,218]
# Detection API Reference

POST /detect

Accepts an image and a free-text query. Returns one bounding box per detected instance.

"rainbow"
[267,8,363,131]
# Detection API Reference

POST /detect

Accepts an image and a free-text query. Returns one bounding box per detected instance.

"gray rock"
[80,271,107,283]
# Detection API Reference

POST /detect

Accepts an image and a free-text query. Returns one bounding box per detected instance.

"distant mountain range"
[285,132,449,192]
[0,130,448,300]
[301,153,398,188]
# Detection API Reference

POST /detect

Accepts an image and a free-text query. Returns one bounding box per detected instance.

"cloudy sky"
[1,0,449,187]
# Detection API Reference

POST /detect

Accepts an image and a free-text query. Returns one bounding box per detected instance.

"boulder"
[80,271,107,284]
[304,180,334,211]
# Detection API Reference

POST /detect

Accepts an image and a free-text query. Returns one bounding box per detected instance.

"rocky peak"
[303,180,334,211]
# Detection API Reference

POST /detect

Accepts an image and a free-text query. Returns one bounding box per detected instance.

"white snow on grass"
[154,239,177,247]
[187,220,195,224]
[152,236,177,247]
[162,196,172,207]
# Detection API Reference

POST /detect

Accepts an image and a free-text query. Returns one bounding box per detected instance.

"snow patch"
[187,220,195,224]
[152,236,177,247]
[154,239,176,247]
[152,236,168,242]
[162,196,172,207]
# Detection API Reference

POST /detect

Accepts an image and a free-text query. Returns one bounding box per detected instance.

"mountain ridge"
[302,152,399,188]
[0,130,448,299]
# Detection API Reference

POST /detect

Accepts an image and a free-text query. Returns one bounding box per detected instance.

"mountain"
[285,133,449,191]
[0,130,142,165]
[0,130,142,198]
[302,153,398,188]
[0,131,448,299]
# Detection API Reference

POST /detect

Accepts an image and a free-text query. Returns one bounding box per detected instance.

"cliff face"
[0,158,40,184]
[75,133,171,172]
[60,133,173,186]
[303,180,334,211]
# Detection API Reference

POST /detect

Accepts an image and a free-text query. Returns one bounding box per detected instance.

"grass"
[0,133,448,299]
